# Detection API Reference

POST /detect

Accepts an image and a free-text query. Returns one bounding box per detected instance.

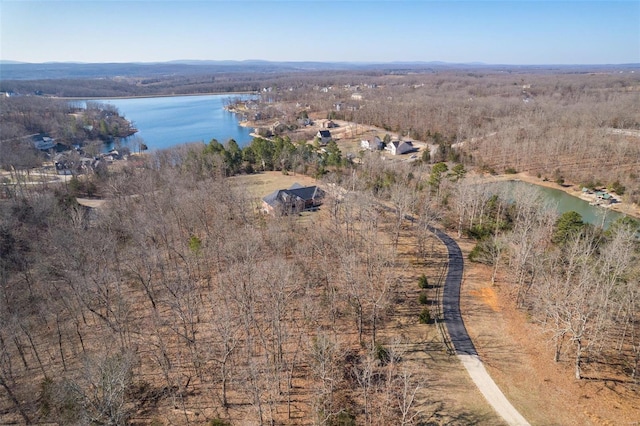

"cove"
[85,94,256,151]
[488,180,625,229]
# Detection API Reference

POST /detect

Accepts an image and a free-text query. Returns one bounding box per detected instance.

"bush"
[419,308,432,324]
[504,167,517,174]
[465,224,493,240]
[418,274,429,289]
[608,180,625,195]
[468,243,483,263]
[580,179,598,191]
[329,411,356,426]
[469,239,498,265]
[209,419,231,426]
[419,292,428,305]
[375,343,391,365]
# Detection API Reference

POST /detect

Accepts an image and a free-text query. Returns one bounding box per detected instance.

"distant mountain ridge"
[0,60,638,80]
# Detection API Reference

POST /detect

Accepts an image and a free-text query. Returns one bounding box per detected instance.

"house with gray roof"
[317,130,332,145]
[360,136,384,151]
[262,183,324,215]
[386,140,415,155]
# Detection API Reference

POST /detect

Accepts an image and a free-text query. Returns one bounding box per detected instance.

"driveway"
[429,226,531,426]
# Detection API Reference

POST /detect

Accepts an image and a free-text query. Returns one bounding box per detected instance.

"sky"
[1,0,638,65]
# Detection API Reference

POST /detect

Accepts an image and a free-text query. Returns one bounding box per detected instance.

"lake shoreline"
[479,171,640,220]
[74,94,255,150]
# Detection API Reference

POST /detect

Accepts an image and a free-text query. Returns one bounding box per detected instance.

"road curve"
[429,226,531,426]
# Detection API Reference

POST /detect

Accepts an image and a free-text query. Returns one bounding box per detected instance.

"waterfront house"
[31,134,56,151]
[595,191,613,204]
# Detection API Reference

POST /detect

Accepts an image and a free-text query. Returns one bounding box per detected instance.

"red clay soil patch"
[457,236,640,426]
[469,287,501,313]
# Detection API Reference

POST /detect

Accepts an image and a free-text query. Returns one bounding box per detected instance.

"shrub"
[580,179,598,191]
[608,180,625,195]
[468,243,483,263]
[504,167,517,174]
[329,411,356,426]
[419,308,432,324]
[419,292,428,305]
[375,343,391,365]
[38,377,55,418]
[418,274,429,289]
[465,224,493,240]
[209,419,231,426]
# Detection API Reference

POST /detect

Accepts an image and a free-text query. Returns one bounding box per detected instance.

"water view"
[491,180,625,229]
[87,94,256,151]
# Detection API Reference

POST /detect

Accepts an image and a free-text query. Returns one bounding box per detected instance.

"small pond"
[487,180,625,229]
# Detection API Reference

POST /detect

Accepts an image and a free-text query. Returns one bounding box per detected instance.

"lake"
[86,94,256,151]
[490,180,625,229]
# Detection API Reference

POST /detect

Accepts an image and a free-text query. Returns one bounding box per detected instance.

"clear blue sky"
[1,1,638,65]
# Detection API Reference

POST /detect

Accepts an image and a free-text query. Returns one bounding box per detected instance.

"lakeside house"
[582,187,617,206]
[262,183,325,215]
[31,134,57,151]
[595,191,613,205]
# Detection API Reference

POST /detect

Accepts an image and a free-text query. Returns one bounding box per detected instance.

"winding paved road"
[429,226,531,426]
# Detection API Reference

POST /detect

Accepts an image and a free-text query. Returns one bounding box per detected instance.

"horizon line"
[1,59,639,67]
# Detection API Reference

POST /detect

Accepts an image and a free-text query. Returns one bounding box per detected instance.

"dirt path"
[432,226,531,426]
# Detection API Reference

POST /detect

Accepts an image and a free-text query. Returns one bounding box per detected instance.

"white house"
[360,136,384,151]
[386,140,414,155]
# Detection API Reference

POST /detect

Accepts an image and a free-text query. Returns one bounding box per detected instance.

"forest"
[1,67,640,424]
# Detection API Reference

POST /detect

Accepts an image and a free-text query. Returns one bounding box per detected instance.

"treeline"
[181,135,345,179]
[0,71,352,98]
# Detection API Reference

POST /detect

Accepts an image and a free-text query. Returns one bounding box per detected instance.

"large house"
[31,134,56,151]
[386,140,414,155]
[262,183,325,215]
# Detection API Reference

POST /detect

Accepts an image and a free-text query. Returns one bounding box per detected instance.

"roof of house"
[262,184,324,208]
[318,130,331,138]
